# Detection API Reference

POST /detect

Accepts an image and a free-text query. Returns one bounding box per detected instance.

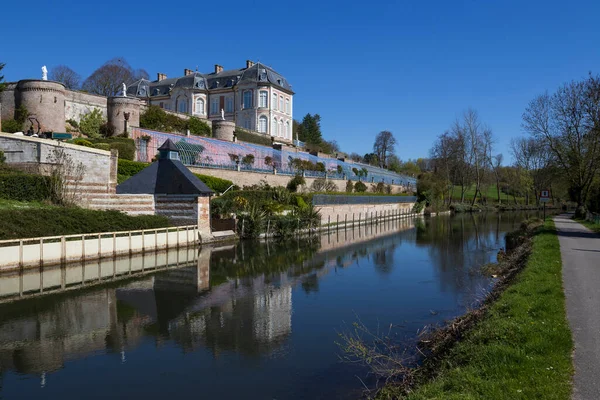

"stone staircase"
[69,181,156,216]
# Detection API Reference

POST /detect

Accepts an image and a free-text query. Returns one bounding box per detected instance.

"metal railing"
[312,195,418,205]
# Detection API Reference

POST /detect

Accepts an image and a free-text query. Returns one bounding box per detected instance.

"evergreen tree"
[298,113,323,144]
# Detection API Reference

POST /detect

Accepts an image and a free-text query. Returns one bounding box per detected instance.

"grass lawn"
[386,220,573,399]
[451,185,524,204]
[0,199,55,210]
[575,218,600,234]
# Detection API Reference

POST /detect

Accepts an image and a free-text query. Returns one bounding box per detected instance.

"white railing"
[0,225,200,271]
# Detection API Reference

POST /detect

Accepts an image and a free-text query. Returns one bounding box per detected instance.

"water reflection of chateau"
[0,217,418,385]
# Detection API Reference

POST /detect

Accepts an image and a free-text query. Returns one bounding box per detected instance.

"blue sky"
[2,0,599,163]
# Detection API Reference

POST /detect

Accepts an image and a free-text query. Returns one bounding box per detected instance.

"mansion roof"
[127,62,292,98]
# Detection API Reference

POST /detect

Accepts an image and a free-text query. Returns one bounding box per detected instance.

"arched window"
[272,93,277,110]
[272,118,278,136]
[243,90,252,109]
[285,121,290,139]
[285,98,290,114]
[278,119,283,137]
[258,115,267,133]
[195,98,205,115]
[259,91,268,108]
[279,96,284,112]
[177,97,188,113]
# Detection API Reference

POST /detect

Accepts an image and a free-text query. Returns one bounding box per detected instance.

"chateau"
[127,61,294,141]
[0,60,294,142]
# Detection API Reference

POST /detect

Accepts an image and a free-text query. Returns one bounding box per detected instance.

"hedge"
[118,159,150,177]
[0,173,51,201]
[234,129,273,146]
[69,137,136,160]
[193,174,234,193]
[0,208,170,240]
[91,137,136,160]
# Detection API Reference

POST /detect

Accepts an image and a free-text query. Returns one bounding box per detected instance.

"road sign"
[540,197,550,203]
[540,189,550,199]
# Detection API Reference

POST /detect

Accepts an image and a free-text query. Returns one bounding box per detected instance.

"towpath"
[554,215,600,400]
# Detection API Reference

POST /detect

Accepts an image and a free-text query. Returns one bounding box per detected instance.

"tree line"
[420,73,600,216]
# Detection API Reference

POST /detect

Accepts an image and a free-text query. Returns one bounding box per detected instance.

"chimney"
[157,73,167,81]
[246,60,255,68]
[184,69,194,76]
[214,64,223,74]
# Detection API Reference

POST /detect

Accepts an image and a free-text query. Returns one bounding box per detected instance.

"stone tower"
[15,80,66,133]
[107,97,141,136]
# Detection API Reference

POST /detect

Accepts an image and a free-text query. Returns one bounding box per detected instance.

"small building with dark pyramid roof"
[117,139,213,196]
[117,139,213,233]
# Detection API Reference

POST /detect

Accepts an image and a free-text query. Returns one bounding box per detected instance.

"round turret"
[107,97,141,136]
[212,120,235,141]
[16,80,66,132]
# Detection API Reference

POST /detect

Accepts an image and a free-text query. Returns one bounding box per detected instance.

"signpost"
[540,189,551,220]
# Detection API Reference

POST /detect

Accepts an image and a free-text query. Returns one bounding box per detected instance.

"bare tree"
[49,65,81,89]
[373,130,397,168]
[511,137,553,205]
[349,152,363,163]
[82,58,142,96]
[522,74,600,215]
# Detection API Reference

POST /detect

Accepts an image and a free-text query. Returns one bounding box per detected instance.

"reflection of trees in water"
[373,246,396,276]
[415,212,540,297]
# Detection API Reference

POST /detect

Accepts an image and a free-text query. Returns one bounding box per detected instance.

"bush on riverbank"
[376,219,573,399]
[0,207,170,240]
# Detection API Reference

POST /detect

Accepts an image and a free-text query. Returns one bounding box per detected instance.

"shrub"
[0,173,51,201]
[70,138,94,147]
[287,175,306,192]
[99,122,115,137]
[310,178,337,192]
[79,108,105,138]
[0,151,5,164]
[1,119,23,133]
[92,143,110,151]
[118,159,150,177]
[139,105,188,133]
[234,128,273,146]
[241,154,255,167]
[117,174,130,184]
[193,173,234,193]
[315,162,326,172]
[373,182,385,193]
[188,116,211,136]
[91,137,136,160]
[220,190,275,206]
[66,119,79,129]
[355,181,367,192]
[265,156,273,167]
[346,180,354,193]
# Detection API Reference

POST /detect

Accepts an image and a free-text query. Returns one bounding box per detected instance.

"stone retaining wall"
[188,166,409,194]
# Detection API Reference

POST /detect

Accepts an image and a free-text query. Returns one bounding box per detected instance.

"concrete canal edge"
[377,219,574,399]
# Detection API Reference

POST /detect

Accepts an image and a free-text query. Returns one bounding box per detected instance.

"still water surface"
[0,213,540,399]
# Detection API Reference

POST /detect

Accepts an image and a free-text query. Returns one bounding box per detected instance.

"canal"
[0,212,541,399]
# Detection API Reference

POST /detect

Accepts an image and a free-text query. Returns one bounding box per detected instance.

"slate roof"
[116,147,213,195]
[128,62,292,98]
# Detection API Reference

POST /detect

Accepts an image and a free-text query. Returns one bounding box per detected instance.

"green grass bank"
[575,218,600,234]
[382,220,573,399]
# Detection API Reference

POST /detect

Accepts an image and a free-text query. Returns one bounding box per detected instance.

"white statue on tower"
[221,108,225,120]
[41,66,48,81]
[121,82,127,97]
